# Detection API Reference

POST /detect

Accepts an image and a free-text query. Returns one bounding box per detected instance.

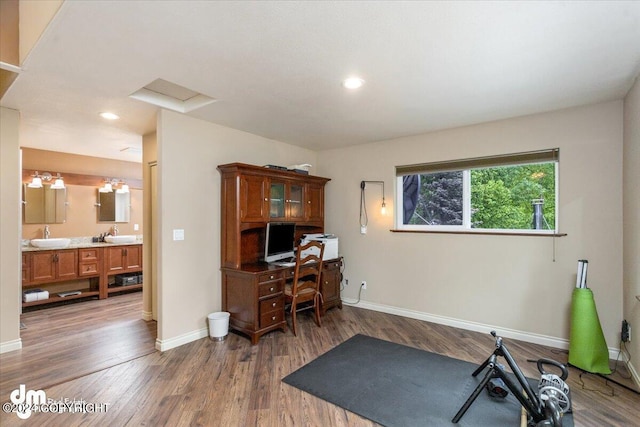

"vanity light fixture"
[99,112,120,120]
[28,171,65,189]
[342,77,365,89]
[99,178,129,193]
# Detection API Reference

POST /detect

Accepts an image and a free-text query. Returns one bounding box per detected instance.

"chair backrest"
[291,240,325,297]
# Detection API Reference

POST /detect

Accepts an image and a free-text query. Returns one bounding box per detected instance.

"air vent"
[129,78,216,113]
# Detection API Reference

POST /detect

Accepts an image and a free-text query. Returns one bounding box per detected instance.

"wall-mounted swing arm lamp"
[359,180,386,234]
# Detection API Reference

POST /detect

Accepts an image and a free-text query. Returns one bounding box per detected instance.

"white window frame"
[395,151,559,234]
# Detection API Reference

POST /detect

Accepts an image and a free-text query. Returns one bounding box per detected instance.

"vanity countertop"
[22,238,142,252]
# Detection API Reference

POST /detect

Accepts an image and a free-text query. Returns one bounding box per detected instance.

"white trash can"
[208,312,230,341]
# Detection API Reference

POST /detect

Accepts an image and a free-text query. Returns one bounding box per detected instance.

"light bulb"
[51,178,65,189]
[342,77,365,89]
[28,177,43,188]
[381,201,386,216]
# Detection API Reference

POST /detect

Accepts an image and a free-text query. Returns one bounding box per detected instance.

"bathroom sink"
[30,238,71,248]
[104,235,136,244]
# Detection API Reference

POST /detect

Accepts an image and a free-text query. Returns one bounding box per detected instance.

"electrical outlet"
[345,279,349,286]
[622,320,631,342]
[361,281,367,290]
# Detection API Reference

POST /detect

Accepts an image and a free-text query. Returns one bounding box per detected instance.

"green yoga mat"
[568,288,611,374]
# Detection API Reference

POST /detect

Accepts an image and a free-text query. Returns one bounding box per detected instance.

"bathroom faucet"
[112,224,118,236]
[44,225,50,239]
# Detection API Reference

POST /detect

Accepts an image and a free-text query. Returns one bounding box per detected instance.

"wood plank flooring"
[1,300,638,426]
[0,291,156,398]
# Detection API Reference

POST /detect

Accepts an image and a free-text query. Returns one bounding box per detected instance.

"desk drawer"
[260,306,284,328]
[258,271,282,283]
[260,295,283,313]
[258,281,283,298]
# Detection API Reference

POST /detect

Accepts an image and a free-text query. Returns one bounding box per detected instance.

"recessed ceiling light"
[342,77,365,89]
[99,112,120,120]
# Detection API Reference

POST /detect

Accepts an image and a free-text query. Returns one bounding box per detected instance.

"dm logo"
[10,384,46,419]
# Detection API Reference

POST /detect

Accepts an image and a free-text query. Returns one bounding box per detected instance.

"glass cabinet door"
[288,184,304,220]
[270,182,285,219]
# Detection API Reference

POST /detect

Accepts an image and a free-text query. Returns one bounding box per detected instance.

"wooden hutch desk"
[218,163,342,344]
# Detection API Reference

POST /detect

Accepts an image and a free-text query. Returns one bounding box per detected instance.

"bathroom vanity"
[21,241,142,308]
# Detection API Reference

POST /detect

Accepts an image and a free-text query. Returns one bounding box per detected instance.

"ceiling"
[2,1,640,163]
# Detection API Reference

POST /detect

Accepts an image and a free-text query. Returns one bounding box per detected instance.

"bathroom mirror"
[98,190,130,223]
[23,184,67,224]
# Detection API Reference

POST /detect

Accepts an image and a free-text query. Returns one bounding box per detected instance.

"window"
[396,149,558,233]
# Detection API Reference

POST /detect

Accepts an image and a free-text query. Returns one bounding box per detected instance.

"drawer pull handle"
[271,316,276,321]
[272,302,276,307]
[269,275,274,279]
[269,287,274,292]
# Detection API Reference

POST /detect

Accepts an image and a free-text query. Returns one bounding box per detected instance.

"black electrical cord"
[359,181,368,228]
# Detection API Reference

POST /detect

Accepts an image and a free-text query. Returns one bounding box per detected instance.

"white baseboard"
[345,299,622,360]
[619,348,640,389]
[141,310,153,321]
[0,338,22,354]
[628,360,640,389]
[155,327,208,352]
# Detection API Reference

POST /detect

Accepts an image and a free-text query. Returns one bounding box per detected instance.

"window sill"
[390,229,567,237]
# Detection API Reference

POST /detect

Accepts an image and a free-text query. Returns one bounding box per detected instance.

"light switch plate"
[173,229,185,241]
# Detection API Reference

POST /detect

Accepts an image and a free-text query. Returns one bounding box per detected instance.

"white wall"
[0,107,22,353]
[318,101,624,350]
[623,75,640,381]
[155,110,317,349]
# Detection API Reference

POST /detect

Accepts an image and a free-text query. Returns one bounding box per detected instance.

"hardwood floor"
[1,302,638,426]
[0,291,156,398]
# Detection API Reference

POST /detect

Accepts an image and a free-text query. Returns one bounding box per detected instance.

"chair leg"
[314,294,322,328]
[290,301,297,336]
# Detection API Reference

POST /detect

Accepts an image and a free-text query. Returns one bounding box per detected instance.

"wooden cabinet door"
[320,259,342,313]
[105,246,126,272]
[22,253,31,284]
[306,182,324,223]
[106,245,142,272]
[31,250,78,282]
[240,175,268,222]
[56,250,78,280]
[124,245,142,270]
[31,251,56,282]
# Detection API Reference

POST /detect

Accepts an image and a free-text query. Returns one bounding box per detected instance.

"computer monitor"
[264,222,296,263]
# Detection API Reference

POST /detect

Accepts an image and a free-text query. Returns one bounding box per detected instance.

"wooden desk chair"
[284,240,325,336]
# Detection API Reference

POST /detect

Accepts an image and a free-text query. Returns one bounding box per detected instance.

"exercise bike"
[452,331,571,427]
